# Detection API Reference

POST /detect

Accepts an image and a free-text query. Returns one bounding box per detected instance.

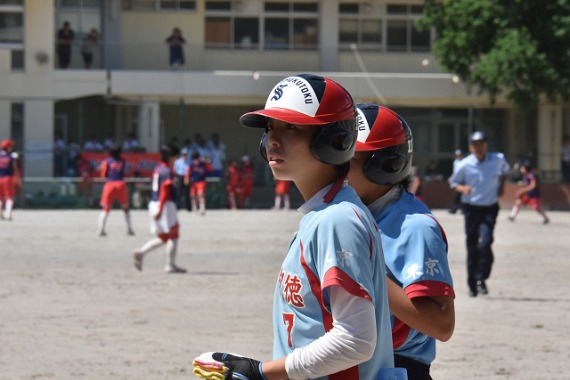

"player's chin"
[270,168,291,181]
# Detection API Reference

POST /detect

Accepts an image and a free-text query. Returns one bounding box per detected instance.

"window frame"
[204,1,319,51]
[339,2,431,52]
[121,0,197,12]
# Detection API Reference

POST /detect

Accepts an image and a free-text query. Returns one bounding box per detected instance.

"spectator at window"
[165,27,186,69]
[57,21,74,69]
[81,28,99,69]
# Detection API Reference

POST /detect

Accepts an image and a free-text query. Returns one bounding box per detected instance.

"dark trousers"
[394,354,432,380]
[463,203,499,291]
[175,175,190,210]
[449,191,462,213]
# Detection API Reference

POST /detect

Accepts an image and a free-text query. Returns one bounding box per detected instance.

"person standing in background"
[165,27,186,69]
[408,165,425,203]
[448,149,464,214]
[239,155,254,208]
[207,133,227,178]
[57,21,74,69]
[271,179,290,210]
[122,132,140,153]
[133,143,186,274]
[173,149,190,211]
[225,159,241,210]
[508,160,549,224]
[185,152,213,215]
[53,133,67,177]
[97,145,135,237]
[0,140,20,221]
[81,28,99,69]
[449,131,510,297]
[562,135,570,182]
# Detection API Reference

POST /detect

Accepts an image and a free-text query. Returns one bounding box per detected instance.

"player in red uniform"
[184,152,212,215]
[239,155,254,208]
[0,140,20,221]
[272,179,291,210]
[225,159,241,210]
[508,160,550,224]
[133,143,186,273]
[97,145,135,236]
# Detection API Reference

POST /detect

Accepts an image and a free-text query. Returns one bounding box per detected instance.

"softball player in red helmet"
[133,143,186,274]
[348,104,455,379]
[0,140,20,221]
[194,75,396,380]
[97,145,135,236]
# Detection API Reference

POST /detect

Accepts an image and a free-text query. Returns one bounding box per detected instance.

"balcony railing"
[53,41,448,74]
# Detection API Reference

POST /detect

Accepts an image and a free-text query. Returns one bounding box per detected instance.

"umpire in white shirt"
[450,131,510,297]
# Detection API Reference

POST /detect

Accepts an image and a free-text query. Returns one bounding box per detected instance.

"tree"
[417,0,570,112]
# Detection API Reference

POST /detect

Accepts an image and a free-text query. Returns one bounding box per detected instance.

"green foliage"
[417,0,570,112]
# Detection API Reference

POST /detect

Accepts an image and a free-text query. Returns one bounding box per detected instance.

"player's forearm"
[260,357,289,380]
[387,279,454,341]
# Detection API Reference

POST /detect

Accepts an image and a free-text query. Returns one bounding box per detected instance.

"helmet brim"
[240,107,347,128]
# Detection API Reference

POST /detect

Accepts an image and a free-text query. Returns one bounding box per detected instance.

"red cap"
[1,139,15,150]
[355,105,406,152]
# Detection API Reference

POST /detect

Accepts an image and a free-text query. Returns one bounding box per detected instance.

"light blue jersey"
[273,183,394,380]
[450,152,510,206]
[369,188,455,366]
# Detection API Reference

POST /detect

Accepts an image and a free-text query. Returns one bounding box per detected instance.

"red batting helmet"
[240,74,357,166]
[1,139,15,150]
[355,104,413,185]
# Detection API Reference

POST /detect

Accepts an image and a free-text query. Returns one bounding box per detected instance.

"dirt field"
[1,208,569,379]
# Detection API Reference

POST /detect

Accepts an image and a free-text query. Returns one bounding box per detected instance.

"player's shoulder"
[384,196,438,229]
[489,151,508,162]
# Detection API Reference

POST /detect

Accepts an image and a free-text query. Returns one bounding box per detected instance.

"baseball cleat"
[133,252,143,271]
[165,265,186,274]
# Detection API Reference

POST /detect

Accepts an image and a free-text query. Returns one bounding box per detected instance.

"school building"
[1,1,570,208]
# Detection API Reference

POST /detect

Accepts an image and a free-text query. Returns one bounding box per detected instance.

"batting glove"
[218,352,266,380]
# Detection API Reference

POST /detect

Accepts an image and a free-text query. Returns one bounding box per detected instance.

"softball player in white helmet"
[194,74,396,380]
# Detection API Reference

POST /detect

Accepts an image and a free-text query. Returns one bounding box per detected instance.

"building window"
[0,1,23,44]
[339,3,382,50]
[386,3,430,52]
[56,0,102,36]
[263,2,318,50]
[1,1,24,69]
[205,1,318,50]
[339,2,430,52]
[122,0,196,11]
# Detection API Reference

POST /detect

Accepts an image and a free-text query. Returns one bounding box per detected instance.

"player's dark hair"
[109,144,122,159]
[160,143,180,163]
[401,175,413,192]
[522,160,533,171]
[191,152,200,160]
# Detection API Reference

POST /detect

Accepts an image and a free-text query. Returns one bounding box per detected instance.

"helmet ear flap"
[363,144,412,185]
[259,133,269,162]
[310,121,357,166]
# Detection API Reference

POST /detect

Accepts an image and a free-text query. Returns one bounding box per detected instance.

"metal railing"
[18,176,226,210]
[53,41,447,74]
